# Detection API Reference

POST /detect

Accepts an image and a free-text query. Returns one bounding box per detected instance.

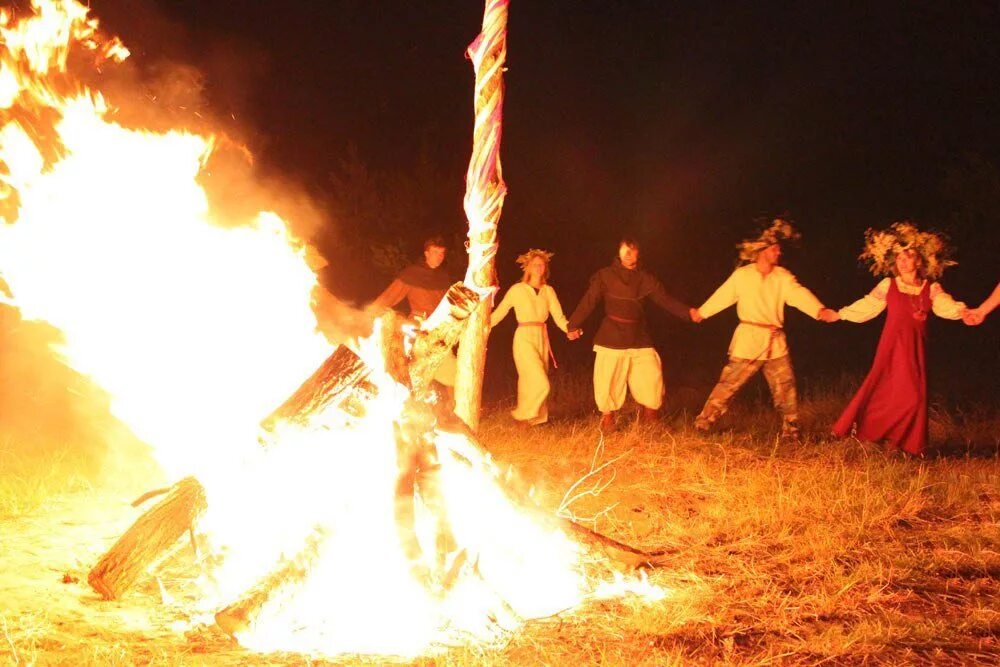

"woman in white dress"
[490,249,579,425]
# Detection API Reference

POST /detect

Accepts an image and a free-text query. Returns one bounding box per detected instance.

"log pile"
[87,285,481,608]
[86,282,669,640]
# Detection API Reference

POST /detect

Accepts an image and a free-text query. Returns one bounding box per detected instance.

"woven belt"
[517,321,558,368]
[739,320,785,361]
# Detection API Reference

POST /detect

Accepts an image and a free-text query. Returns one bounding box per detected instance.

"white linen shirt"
[490,283,570,331]
[698,264,825,360]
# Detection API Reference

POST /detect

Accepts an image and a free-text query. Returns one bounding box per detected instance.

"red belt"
[517,321,558,368]
[607,314,639,324]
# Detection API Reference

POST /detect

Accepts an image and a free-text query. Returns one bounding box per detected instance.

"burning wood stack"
[86,284,668,646]
[88,284,477,605]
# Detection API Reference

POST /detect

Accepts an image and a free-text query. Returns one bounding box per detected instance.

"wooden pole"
[454,0,509,430]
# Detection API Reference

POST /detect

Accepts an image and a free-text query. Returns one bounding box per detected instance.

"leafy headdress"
[859,221,956,280]
[738,218,801,262]
[515,248,553,269]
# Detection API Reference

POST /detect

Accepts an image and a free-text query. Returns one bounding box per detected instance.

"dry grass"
[0,381,997,666]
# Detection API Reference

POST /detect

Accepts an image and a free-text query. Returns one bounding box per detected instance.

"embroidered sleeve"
[930,282,966,320]
[838,278,889,323]
[489,285,516,328]
[545,286,570,333]
[784,273,825,319]
[697,270,740,320]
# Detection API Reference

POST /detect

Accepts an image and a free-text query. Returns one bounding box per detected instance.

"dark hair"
[619,237,640,251]
[423,236,447,252]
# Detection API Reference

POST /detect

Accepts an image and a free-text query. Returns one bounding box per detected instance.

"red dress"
[832,279,931,455]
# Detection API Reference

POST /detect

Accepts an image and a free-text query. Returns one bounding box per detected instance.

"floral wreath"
[859,221,956,280]
[738,218,801,262]
[515,248,554,269]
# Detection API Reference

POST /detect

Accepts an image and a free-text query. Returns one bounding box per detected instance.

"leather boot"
[599,411,616,433]
[641,407,659,423]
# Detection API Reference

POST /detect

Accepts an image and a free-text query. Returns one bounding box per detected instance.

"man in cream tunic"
[693,223,837,439]
[490,280,571,425]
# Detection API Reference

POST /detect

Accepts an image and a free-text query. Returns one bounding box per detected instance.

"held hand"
[818,308,840,323]
[689,307,704,323]
[962,308,984,326]
[567,328,583,341]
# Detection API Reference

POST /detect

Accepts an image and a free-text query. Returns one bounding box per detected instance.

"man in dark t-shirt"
[568,238,696,431]
[374,236,456,386]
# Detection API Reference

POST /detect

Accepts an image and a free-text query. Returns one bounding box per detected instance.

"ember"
[0,0,665,659]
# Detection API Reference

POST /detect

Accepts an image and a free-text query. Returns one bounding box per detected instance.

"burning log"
[259,344,376,432]
[214,527,328,638]
[88,476,207,600]
[393,403,460,591]
[88,297,481,601]
[408,282,480,396]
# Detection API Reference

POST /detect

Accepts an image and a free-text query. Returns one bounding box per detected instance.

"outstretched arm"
[975,282,1000,316]
[545,286,570,333]
[785,274,826,320]
[962,281,999,325]
[489,285,516,328]
[647,276,693,321]
[696,270,739,320]
[838,278,890,323]
[567,273,604,332]
[373,278,409,310]
[930,283,966,320]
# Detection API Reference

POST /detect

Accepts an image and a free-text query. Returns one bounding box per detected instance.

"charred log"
[408,283,479,396]
[215,528,328,638]
[88,476,207,600]
[260,345,376,432]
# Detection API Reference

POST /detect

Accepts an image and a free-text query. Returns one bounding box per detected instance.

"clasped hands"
[817,308,840,323]
[961,308,985,326]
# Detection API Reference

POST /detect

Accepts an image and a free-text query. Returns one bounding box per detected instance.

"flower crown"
[859,221,956,280]
[515,248,554,269]
[738,218,801,261]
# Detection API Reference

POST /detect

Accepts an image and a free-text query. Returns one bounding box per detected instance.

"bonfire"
[0,0,667,659]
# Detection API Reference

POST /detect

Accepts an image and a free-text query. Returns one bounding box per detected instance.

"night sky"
[88,0,999,399]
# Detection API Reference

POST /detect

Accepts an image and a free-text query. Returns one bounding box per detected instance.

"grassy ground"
[0,377,997,666]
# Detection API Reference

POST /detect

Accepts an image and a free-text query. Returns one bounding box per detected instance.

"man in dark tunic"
[374,236,456,385]
[568,238,696,431]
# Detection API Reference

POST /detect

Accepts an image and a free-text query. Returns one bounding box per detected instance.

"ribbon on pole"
[454,0,508,430]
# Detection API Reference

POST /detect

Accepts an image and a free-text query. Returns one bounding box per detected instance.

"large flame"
[0,0,661,658]
[0,0,331,477]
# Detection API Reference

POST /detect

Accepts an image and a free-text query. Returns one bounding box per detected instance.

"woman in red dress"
[831,223,970,456]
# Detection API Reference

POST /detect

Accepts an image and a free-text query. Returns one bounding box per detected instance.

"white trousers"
[593,345,664,412]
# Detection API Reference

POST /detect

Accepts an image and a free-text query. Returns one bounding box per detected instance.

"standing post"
[454,0,509,430]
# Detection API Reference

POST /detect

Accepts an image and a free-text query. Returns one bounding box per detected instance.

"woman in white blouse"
[490,250,578,425]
